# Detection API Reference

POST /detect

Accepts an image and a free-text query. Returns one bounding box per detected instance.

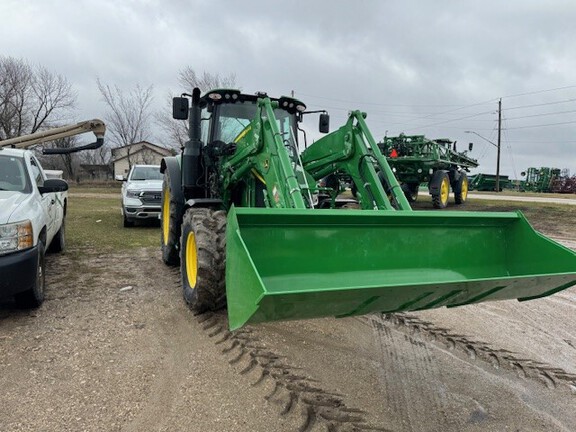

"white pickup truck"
[0,147,68,307]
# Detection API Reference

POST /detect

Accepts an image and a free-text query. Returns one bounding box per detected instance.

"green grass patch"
[66,195,160,251]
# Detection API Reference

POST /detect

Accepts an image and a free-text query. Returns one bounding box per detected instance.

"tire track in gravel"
[196,311,392,432]
[369,317,457,432]
[122,267,185,432]
[372,313,576,396]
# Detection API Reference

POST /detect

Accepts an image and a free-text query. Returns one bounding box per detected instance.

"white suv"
[119,165,163,227]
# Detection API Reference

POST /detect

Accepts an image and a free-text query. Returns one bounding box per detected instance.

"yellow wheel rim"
[162,188,170,245]
[440,177,450,205]
[461,177,468,201]
[185,231,198,288]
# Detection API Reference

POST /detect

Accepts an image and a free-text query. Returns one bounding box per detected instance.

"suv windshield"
[0,155,31,192]
[130,166,162,181]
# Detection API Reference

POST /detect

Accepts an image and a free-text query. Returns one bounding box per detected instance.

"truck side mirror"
[38,178,68,194]
[468,142,473,151]
[319,113,330,134]
[173,97,189,120]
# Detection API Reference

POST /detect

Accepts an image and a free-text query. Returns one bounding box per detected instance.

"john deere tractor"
[160,88,576,330]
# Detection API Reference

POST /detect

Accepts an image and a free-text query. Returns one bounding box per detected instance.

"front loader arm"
[220,98,307,209]
[301,111,411,211]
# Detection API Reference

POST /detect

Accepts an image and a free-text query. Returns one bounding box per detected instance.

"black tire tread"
[180,208,227,312]
[48,219,65,253]
[15,240,45,308]
[161,170,183,266]
[454,173,468,205]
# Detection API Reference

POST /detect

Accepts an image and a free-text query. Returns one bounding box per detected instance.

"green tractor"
[160,88,576,330]
[378,134,479,208]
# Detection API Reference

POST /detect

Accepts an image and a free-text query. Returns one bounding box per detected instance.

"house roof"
[111,141,174,162]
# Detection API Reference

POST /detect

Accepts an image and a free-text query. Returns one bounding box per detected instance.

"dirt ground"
[1,208,575,431]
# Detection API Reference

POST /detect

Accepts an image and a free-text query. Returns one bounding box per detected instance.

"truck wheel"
[454,173,469,205]
[180,208,227,312]
[402,183,419,202]
[15,240,46,308]
[48,218,65,253]
[161,170,183,266]
[123,214,134,228]
[432,172,450,209]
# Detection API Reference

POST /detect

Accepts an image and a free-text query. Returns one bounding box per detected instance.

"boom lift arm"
[0,119,106,154]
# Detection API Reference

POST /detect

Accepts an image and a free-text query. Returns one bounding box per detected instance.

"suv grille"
[140,191,161,204]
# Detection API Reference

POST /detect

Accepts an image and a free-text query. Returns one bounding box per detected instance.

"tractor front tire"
[161,170,183,266]
[180,208,227,313]
[454,173,469,205]
[432,172,450,209]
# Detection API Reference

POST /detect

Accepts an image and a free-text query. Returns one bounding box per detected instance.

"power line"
[505,119,576,130]
[295,91,473,108]
[503,108,576,121]
[501,85,576,99]
[503,98,576,111]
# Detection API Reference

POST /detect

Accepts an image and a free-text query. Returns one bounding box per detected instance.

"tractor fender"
[161,156,184,204]
[429,170,449,194]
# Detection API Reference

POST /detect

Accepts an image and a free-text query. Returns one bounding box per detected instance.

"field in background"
[66,185,574,252]
[67,186,159,250]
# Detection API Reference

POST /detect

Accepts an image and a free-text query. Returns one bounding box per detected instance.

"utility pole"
[496,98,502,192]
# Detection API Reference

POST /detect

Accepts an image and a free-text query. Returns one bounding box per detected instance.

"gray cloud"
[1,0,575,177]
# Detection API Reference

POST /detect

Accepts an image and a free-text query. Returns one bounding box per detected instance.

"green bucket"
[225,207,576,330]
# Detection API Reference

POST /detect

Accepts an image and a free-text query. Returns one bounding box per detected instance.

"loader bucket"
[225,207,576,330]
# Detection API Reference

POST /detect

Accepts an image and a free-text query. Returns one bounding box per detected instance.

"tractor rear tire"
[432,172,450,209]
[161,170,183,266]
[454,173,469,205]
[180,208,227,313]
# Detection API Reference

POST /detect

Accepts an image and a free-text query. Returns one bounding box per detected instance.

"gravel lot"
[1,201,575,431]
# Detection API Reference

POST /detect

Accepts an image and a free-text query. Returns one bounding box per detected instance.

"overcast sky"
[2,0,576,178]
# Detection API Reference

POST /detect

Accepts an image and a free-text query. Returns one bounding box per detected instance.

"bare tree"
[0,56,76,140]
[97,79,154,169]
[178,68,237,93]
[156,69,238,148]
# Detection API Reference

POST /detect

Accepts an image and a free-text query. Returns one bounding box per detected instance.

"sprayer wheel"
[454,173,469,205]
[180,208,227,312]
[161,170,183,266]
[432,173,450,209]
[402,183,419,203]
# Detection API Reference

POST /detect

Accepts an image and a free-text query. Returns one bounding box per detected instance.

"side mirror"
[115,175,125,181]
[468,142,473,151]
[173,97,189,120]
[521,171,526,177]
[38,178,68,194]
[319,113,330,134]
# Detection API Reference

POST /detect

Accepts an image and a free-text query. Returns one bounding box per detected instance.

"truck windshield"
[130,166,162,181]
[214,102,297,148]
[0,155,31,193]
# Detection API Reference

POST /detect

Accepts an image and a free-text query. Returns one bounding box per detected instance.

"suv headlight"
[0,220,33,255]
[126,190,142,199]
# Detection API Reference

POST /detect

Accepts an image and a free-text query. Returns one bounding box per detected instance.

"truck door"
[29,156,56,241]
